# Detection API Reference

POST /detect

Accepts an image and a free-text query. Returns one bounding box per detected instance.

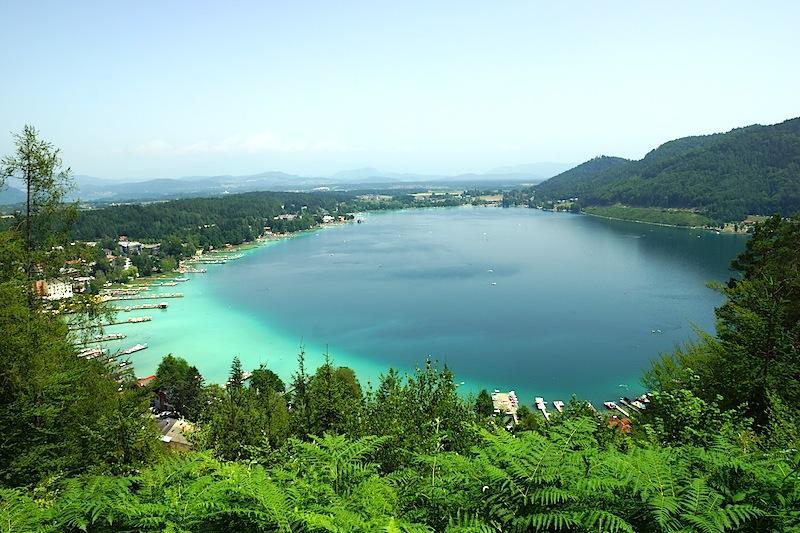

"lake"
[107,206,747,405]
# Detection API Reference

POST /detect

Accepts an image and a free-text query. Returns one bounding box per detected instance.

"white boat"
[120,343,148,356]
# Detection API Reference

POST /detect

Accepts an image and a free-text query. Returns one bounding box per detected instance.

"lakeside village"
[31,194,653,450]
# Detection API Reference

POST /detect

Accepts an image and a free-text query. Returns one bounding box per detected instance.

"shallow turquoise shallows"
[105,207,746,406]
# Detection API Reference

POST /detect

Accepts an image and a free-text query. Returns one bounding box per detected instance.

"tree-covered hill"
[534,117,800,222]
[71,191,354,247]
[531,155,630,199]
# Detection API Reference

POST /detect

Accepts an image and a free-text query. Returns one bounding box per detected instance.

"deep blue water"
[207,206,746,405]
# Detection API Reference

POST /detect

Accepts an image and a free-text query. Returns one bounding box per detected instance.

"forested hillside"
[71,191,355,248]
[534,117,800,221]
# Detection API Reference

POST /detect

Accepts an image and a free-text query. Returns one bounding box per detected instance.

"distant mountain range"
[0,163,569,205]
[534,117,800,221]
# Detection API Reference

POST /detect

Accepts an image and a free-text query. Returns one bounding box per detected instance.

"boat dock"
[619,397,642,413]
[106,293,183,301]
[553,400,565,413]
[178,267,206,273]
[80,333,126,345]
[491,390,519,423]
[101,287,150,296]
[119,343,148,356]
[78,347,107,359]
[69,316,152,330]
[115,302,169,312]
[535,397,551,421]
[603,401,630,417]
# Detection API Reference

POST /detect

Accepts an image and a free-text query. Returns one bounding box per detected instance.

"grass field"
[583,205,716,227]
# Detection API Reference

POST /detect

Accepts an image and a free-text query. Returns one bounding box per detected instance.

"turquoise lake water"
[106,207,747,406]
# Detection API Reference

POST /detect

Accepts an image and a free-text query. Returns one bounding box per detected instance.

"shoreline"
[580,209,749,234]
[104,205,715,410]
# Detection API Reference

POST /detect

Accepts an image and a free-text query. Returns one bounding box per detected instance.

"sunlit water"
[106,207,746,405]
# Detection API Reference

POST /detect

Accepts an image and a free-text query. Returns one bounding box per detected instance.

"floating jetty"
[80,333,126,345]
[78,347,106,359]
[107,293,183,301]
[553,400,565,413]
[125,316,152,324]
[619,397,642,413]
[102,287,150,296]
[178,267,206,273]
[604,401,630,417]
[115,302,168,312]
[535,397,551,421]
[119,343,148,356]
[491,390,520,422]
[69,316,152,330]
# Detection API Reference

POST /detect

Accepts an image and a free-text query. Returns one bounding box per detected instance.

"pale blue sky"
[1,1,798,179]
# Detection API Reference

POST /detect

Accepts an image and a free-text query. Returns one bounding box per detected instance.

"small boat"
[120,343,148,356]
[78,347,106,359]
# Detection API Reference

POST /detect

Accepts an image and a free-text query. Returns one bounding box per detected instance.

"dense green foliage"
[532,118,800,222]
[71,191,354,248]
[0,128,160,488]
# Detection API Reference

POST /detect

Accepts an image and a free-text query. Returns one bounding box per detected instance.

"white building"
[36,280,74,300]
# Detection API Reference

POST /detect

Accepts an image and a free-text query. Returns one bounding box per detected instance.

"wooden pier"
[69,316,152,330]
[106,293,183,301]
[115,302,169,312]
[603,401,630,417]
[535,397,551,421]
[79,333,126,345]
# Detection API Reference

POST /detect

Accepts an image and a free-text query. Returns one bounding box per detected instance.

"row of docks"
[603,395,651,417]
[493,389,651,424]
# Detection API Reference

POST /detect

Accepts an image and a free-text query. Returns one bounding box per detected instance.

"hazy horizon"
[2,1,798,179]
